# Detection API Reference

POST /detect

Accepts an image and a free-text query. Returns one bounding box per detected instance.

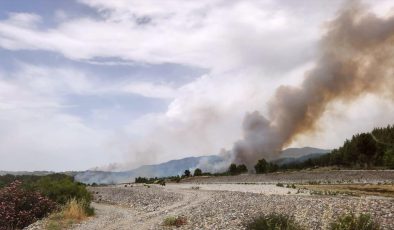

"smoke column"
[232,1,394,167]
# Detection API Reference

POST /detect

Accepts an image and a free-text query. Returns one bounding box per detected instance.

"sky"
[0,0,394,171]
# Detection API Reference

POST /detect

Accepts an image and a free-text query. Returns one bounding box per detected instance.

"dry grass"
[302,184,394,197]
[163,215,187,227]
[45,199,91,230]
[63,199,88,220]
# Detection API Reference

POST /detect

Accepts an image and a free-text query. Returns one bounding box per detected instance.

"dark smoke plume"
[233,1,394,167]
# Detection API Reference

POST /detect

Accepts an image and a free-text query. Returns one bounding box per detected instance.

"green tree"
[193,168,202,176]
[255,159,268,174]
[236,164,248,174]
[228,164,238,175]
[383,148,394,169]
[184,170,191,177]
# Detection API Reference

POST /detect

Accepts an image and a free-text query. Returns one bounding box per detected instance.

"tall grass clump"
[329,213,380,230]
[246,213,304,230]
[46,198,94,229]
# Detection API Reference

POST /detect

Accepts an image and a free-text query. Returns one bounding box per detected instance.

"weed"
[163,216,187,227]
[329,213,380,230]
[246,213,305,230]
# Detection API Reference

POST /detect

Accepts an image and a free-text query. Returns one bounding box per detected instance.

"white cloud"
[1,0,394,171]
[0,0,335,71]
[122,81,177,99]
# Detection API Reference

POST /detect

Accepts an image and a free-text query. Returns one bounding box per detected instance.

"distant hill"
[74,147,329,184]
[75,155,223,184]
[272,153,328,166]
[0,171,54,176]
[279,147,330,158]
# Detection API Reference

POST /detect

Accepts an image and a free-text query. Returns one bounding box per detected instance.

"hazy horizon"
[1,0,394,171]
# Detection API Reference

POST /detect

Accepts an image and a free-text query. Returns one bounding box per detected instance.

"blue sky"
[0,0,393,171]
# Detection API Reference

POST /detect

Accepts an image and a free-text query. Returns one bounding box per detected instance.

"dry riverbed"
[70,182,394,230]
[26,171,394,230]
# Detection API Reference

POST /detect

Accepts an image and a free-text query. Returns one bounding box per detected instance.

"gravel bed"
[182,170,394,184]
[175,191,394,230]
[89,185,183,212]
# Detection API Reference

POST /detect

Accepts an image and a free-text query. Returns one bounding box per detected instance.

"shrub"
[163,216,187,227]
[329,213,380,230]
[33,176,92,205]
[184,170,191,177]
[276,183,284,187]
[194,168,202,176]
[246,213,304,230]
[0,181,57,230]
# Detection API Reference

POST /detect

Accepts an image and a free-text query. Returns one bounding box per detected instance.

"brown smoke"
[233,1,394,167]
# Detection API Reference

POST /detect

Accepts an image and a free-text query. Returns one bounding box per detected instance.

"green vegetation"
[0,181,57,230]
[194,168,202,176]
[184,169,191,177]
[0,174,93,229]
[228,163,248,175]
[256,125,394,172]
[134,176,166,185]
[163,215,187,227]
[329,213,380,230]
[246,213,305,230]
[0,174,92,206]
[254,159,278,174]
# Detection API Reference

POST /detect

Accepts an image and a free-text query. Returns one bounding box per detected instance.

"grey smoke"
[232,1,394,167]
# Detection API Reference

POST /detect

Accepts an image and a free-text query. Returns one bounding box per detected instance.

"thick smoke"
[232,2,394,167]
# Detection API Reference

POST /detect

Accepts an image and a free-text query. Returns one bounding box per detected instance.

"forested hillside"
[281,125,394,169]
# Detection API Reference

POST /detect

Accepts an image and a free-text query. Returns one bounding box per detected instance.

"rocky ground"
[26,170,394,230]
[181,170,394,184]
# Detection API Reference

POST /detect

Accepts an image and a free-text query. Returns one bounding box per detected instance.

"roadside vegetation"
[0,174,93,229]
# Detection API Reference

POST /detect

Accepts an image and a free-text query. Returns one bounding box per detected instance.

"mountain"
[279,147,330,158]
[272,153,328,166]
[74,147,330,184]
[75,155,223,184]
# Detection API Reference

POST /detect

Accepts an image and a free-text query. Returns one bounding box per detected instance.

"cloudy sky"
[1,0,393,171]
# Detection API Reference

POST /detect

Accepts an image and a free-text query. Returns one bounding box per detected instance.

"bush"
[194,168,202,176]
[0,181,57,230]
[329,213,380,230]
[163,216,187,227]
[184,170,191,177]
[246,213,304,230]
[33,176,92,206]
